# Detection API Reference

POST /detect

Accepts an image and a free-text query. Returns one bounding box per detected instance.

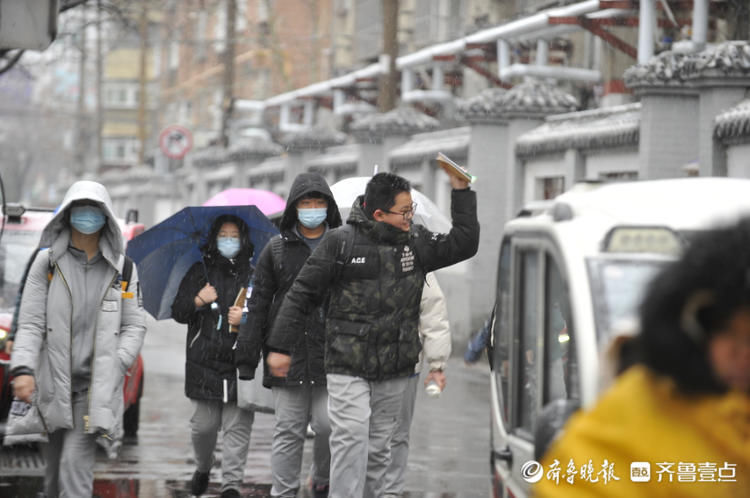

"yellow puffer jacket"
[533,365,750,498]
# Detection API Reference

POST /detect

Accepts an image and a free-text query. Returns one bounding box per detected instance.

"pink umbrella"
[202,188,286,216]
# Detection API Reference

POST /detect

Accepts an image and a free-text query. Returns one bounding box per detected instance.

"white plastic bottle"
[425,379,442,398]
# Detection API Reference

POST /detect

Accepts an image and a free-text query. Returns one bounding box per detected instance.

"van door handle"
[491,447,513,466]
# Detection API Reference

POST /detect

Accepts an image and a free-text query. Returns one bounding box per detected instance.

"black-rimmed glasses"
[386,202,417,220]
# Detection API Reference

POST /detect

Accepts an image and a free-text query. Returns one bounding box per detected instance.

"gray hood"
[40,180,124,269]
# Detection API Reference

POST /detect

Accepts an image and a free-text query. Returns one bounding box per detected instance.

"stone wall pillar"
[637,89,699,179]
[351,106,440,177]
[625,41,750,178]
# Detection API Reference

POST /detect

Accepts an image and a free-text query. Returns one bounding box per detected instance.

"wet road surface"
[1,316,491,497]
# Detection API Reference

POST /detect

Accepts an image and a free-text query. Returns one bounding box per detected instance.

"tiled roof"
[281,124,347,151]
[516,103,641,157]
[227,136,283,160]
[456,88,508,123]
[714,99,750,143]
[486,79,578,118]
[350,106,440,141]
[191,146,228,167]
[389,127,470,165]
[625,41,750,88]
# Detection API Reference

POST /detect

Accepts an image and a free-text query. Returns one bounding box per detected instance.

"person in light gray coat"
[11,180,147,498]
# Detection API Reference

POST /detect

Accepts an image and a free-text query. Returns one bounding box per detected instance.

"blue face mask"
[217,237,241,258]
[298,208,328,229]
[70,205,106,235]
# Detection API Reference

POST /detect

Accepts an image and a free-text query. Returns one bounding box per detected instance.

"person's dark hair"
[637,217,750,394]
[202,214,254,266]
[363,172,411,219]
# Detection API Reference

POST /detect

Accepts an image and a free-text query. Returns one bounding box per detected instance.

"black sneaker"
[190,470,210,496]
[220,489,241,498]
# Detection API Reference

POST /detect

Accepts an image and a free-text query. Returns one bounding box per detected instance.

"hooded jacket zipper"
[52,261,76,429]
[86,267,121,433]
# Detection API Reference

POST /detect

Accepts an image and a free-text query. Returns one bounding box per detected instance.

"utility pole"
[95,0,103,170]
[76,4,88,175]
[378,0,398,112]
[221,0,237,148]
[137,0,148,164]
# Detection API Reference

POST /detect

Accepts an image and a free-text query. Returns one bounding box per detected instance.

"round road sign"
[159,125,193,159]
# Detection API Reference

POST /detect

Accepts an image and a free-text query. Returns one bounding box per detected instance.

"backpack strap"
[333,225,356,281]
[120,255,134,298]
[121,256,134,291]
[269,236,285,275]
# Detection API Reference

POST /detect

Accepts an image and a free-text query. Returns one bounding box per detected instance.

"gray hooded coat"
[10,181,146,437]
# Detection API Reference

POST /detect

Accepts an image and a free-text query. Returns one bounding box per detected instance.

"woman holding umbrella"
[171,214,255,498]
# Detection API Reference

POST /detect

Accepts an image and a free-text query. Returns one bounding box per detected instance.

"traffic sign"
[159,125,193,159]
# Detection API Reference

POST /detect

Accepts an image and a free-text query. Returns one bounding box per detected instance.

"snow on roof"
[461,79,578,120]
[227,136,283,160]
[281,124,347,151]
[624,41,750,89]
[515,103,640,157]
[389,127,470,165]
[714,99,750,143]
[349,106,440,142]
[456,88,509,124]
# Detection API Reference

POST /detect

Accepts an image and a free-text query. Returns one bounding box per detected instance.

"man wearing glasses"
[266,171,479,497]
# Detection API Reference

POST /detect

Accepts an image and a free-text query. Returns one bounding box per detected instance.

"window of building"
[169,38,179,69]
[214,7,227,53]
[540,177,565,200]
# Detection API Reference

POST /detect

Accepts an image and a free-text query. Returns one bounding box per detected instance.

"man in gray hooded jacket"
[11,180,147,498]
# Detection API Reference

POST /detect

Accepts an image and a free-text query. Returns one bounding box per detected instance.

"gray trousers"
[271,384,331,497]
[382,374,419,497]
[327,373,408,498]
[43,391,97,498]
[190,399,255,493]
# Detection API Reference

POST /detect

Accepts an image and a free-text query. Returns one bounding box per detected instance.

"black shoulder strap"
[334,225,356,280]
[121,256,134,291]
[270,236,285,274]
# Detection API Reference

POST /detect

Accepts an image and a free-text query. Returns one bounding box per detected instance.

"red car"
[0,204,146,444]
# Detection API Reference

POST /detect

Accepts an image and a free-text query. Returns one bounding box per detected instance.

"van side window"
[543,255,579,403]
[492,239,511,425]
[516,249,539,436]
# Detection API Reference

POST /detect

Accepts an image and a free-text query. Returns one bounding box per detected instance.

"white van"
[488,178,750,498]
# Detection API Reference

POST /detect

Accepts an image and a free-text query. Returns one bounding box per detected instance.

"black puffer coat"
[236,172,341,387]
[172,215,254,401]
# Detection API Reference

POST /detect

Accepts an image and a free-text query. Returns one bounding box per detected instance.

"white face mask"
[217,237,240,258]
[297,208,327,229]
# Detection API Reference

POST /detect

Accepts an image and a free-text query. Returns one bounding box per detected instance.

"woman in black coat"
[172,214,254,498]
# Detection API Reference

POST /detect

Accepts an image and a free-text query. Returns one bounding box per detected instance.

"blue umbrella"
[126,205,279,320]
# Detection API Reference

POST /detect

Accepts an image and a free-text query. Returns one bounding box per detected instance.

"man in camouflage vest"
[266,172,479,498]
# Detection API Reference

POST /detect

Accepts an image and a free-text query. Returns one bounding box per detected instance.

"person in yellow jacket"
[534,218,750,498]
